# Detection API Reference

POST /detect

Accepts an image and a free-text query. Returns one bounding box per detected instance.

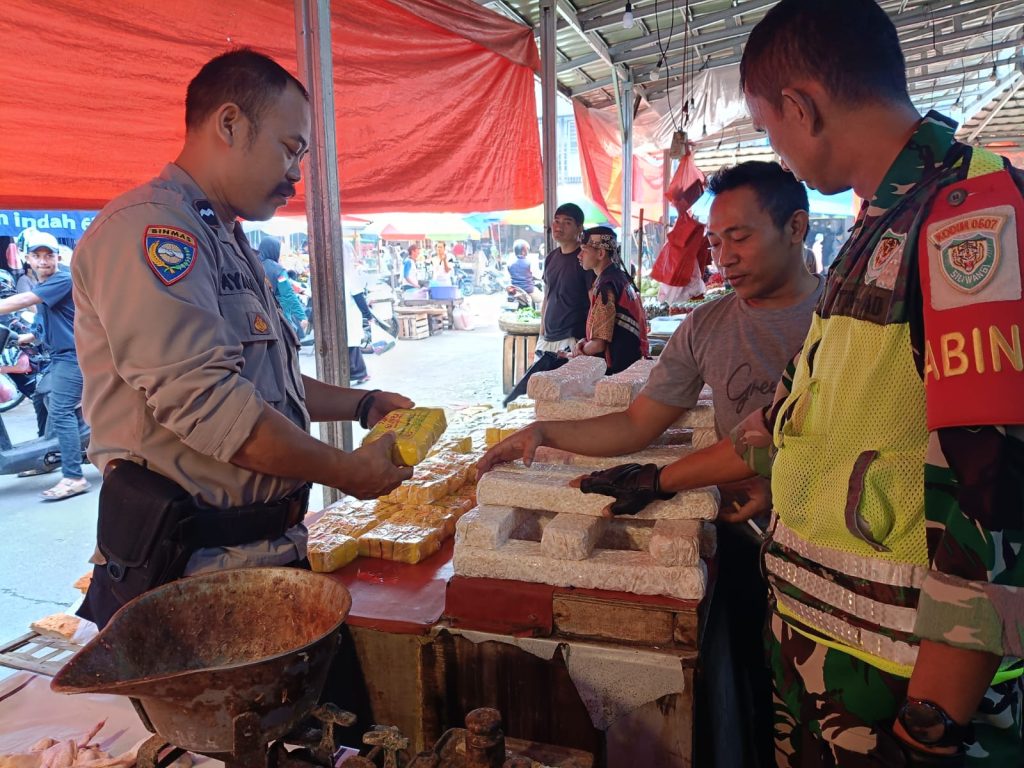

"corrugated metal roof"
[479,0,1024,153]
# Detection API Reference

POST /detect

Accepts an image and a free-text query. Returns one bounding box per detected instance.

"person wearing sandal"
[0,232,90,501]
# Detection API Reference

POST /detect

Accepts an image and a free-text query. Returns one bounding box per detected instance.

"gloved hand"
[578,463,674,516]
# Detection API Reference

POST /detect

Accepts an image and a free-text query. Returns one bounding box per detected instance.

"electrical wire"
[653,0,683,132]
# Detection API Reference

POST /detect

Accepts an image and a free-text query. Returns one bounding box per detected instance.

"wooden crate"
[502,333,538,394]
[398,313,430,340]
[0,632,81,676]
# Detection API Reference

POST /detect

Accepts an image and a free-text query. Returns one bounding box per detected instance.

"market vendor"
[480,160,823,767]
[571,226,649,375]
[72,48,414,629]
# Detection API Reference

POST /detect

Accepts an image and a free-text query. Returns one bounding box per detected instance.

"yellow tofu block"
[432,435,473,455]
[362,407,447,466]
[308,533,359,573]
[430,494,476,517]
[311,507,383,538]
[485,427,502,447]
[358,522,443,564]
[375,501,400,519]
[388,506,456,535]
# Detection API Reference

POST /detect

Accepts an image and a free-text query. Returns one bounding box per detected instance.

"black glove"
[578,463,674,516]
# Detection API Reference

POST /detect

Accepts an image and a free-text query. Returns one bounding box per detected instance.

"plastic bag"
[452,307,474,331]
[650,212,711,287]
[665,154,705,213]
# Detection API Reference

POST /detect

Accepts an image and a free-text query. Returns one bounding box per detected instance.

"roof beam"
[583,0,776,34]
[959,69,1024,122]
[557,51,602,74]
[610,0,1015,67]
[967,73,1024,141]
[632,13,1022,82]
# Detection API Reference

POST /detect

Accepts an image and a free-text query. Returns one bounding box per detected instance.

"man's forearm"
[659,436,756,492]
[0,292,40,315]
[907,640,1001,724]
[230,403,353,486]
[301,375,364,422]
[543,410,665,457]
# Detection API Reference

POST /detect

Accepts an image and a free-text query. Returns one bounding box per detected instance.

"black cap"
[554,203,584,226]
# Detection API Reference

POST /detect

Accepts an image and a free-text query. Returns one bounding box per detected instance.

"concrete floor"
[0,292,508,661]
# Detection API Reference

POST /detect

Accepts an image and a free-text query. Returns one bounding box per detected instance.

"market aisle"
[0,292,509,661]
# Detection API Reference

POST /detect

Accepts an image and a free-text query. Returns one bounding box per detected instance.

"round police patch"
[144,225,198,286]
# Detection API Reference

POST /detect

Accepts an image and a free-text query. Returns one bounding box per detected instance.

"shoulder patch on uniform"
[865,229,905,291]
[144,225,198,286]
[193,200,219,228]
[926,205,1020,310]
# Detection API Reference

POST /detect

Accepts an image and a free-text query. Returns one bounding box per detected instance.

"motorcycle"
[504,283,542,313]
[0,322,91,477]
[0,309,39,414]
[478,265,509,295]
[450,258,475,297]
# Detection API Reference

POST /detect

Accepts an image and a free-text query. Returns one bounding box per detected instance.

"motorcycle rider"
[0,232,89,499]
[507,239,540,305]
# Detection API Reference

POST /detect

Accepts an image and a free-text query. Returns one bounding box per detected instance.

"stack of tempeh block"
[454,356,722,601]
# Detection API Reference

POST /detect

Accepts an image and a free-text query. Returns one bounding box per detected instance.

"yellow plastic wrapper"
[432,435,473,455]
[362,407,447,466]
[358,522,443,564]
[381,451,471,504]
[308,533,359,572]
[312,505,388,538]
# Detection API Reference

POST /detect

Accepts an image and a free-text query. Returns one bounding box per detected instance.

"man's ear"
[779,86,823,136]
[213,103,245,147]
[788,209,810,245]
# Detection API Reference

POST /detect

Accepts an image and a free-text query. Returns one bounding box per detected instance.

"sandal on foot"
[41,478,91,501]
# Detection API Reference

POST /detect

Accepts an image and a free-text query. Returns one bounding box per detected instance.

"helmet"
[512,239,529,257]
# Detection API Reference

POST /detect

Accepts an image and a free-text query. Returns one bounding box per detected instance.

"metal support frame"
[662,150,672,227]
[540,0,559,257]
[967,72,1024,141]
[294,0,351,502]
[614,70,635,267]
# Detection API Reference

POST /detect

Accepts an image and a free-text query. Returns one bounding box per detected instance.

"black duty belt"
[186,483,311,549]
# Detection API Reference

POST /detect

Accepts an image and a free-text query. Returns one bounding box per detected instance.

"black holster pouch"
[78,460,196,629]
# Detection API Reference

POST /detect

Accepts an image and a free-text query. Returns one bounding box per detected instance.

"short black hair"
[741,0,908,108]
[185,48,309,135]
[707,161,808,231]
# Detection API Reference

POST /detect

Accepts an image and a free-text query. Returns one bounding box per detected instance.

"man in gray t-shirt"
[480,161,822,768]
[643,274,823,439]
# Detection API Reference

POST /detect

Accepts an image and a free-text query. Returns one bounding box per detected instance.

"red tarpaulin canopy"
[0,0,542,215]
[573,100,664,227]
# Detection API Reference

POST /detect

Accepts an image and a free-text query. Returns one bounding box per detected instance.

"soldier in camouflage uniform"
[571,1,1024,765]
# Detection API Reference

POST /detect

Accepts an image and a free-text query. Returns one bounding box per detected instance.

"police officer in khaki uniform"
[73,49,413,627]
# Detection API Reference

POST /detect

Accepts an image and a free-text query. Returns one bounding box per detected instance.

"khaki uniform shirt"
[73,164,309,516]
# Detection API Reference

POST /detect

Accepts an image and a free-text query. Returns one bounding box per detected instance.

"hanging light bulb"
[622,2,635,29]
[649,57,663,82]
[989,64,998,82]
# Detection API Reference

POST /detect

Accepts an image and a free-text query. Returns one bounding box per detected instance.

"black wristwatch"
[897,698,970,748]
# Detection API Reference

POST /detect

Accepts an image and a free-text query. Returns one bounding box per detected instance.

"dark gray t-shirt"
[642,276,824,438]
